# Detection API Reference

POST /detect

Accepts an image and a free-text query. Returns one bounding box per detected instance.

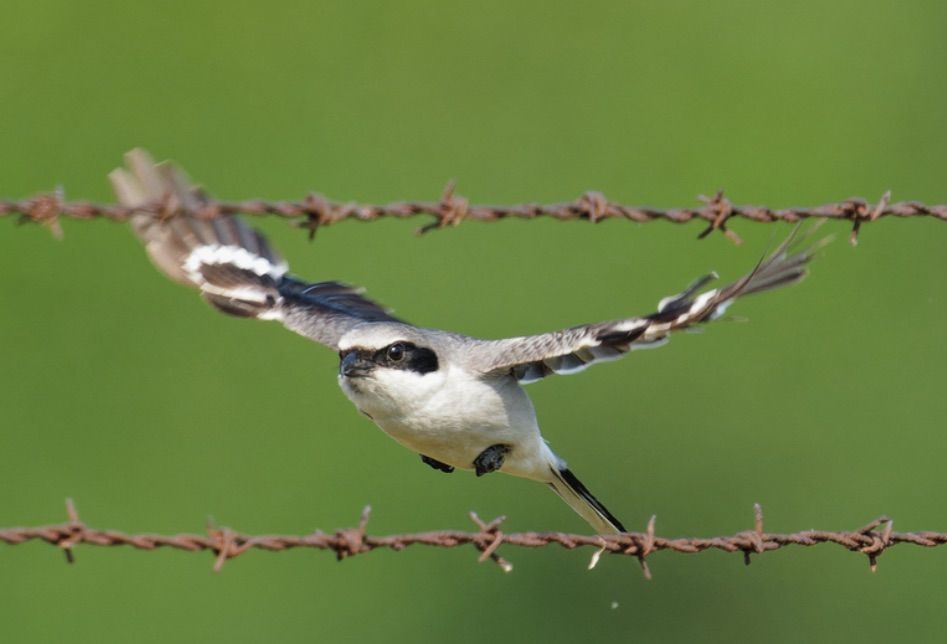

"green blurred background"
[1,1,945,642]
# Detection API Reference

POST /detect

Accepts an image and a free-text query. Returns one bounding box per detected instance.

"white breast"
[339,365,546,476]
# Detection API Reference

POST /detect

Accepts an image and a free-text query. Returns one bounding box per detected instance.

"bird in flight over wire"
[111,150,822,535]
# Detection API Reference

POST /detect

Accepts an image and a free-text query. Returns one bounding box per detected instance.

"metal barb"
[211,528,235,573]
[858,515,894,573]
[468,512,511,571]
[59,498,81,564]
[636,515,657,580]
[697,191,741,244]
[743,503,767,566]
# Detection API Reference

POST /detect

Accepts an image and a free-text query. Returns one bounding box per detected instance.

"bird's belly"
[341,369,543,474]
[373,414,518,471]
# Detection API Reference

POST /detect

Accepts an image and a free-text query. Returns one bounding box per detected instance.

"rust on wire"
[2,185,944,244]
[1,501,945,577]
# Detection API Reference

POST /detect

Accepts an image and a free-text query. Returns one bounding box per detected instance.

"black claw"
[473,444,511,477]
[421,454,454,473]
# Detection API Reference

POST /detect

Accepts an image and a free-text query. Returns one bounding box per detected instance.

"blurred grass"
[1,1,945,643]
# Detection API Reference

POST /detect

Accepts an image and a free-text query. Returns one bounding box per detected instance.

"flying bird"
[111,149,822,535]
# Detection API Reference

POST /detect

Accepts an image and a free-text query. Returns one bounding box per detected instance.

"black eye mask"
[341,342,440,375]
[375,342,439,374]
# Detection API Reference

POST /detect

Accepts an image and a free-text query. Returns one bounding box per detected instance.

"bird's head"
[336,323,445,416]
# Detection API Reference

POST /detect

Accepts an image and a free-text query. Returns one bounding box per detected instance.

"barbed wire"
[3,183,945,244]
[2,500,945,577]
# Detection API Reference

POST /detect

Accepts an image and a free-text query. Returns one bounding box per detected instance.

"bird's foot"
[473,444,511,477]
[421,454,454,473]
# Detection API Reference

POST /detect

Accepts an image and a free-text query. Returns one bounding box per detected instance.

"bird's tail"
[109,149,287,319]
[547,465,626,535]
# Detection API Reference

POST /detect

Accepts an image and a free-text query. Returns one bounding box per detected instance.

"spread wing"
[110,149,401,349]
[475,228,826,384]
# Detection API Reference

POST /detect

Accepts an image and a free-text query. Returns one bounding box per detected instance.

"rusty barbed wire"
[2,183,945,244]
[2,500,944,576]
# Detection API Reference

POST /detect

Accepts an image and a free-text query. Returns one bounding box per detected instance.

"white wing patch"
[184,244,288,285]
[199,283,270,304]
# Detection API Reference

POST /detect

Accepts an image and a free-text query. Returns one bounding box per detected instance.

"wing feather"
[476,227,827,383]
[111,149,401,349]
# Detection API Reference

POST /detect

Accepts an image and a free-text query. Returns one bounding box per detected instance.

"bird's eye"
[386,343,406,362]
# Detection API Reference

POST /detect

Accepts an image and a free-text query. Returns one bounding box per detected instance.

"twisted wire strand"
[2,501,942,576]
[2,185,943,244]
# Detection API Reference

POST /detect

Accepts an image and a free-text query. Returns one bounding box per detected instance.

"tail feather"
[548,467,626,535]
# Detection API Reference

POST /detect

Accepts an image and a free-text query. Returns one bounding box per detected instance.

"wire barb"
[59,498,81,564]
[469,512,513,572]
[635,515,657,580]
[2,502,943,574]
[697,191,741,244]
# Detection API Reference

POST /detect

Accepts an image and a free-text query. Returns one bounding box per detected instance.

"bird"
[110,149,824,535]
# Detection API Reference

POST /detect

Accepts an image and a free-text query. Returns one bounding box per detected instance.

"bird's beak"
[340,351,374,378]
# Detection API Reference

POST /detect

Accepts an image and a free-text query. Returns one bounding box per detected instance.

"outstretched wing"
[475,229,826,384]
[110,149,401,349]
